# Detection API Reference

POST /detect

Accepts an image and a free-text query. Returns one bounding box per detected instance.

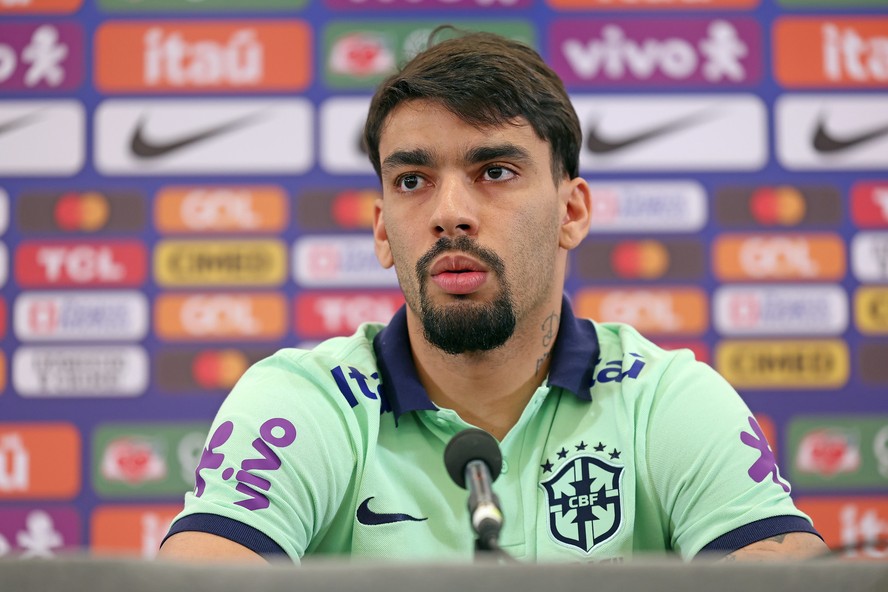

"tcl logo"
[295,291,404,338]
[713,234,845,281]
[15,241,147,287]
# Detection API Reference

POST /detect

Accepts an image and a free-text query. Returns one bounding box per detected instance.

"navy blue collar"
[372,295,601,420]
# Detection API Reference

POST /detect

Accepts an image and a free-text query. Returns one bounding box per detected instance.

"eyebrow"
[464,143,532,166]
[381,148,435,176]
[380,143,534,176]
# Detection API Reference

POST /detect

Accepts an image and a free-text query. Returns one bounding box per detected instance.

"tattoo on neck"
[535,351,550,375]
[541,312,558,347]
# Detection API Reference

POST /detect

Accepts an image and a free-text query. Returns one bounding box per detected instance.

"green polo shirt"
[164,297,817,562]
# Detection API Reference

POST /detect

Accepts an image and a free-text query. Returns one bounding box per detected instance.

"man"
[159,29,828,564]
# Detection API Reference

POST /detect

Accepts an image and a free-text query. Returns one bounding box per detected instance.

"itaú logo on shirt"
[590,353,646,387]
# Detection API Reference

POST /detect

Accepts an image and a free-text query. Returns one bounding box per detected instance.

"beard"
[414,236,517,355]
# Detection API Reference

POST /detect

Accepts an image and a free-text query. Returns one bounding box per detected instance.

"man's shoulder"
[257,322,386,374]
[590,320,683,364]
[581,319,719,397]
[226,322,389,414]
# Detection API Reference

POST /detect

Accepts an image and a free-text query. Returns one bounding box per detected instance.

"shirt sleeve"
[162,349,362,562]
[643,349,819,559]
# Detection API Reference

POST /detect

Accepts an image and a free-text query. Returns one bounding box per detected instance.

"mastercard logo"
[17,190,146,234]
[154,348,273,393]
[54,192,110,232]
[192,349,250,390]
[575,239,704,281]
[748,186,806,226]
[331,189,378,229]
[296,188,380,231]
[714,185,841,228]
[610,240,670,279]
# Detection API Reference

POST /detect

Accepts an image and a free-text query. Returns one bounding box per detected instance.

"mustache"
[415,236,506,278]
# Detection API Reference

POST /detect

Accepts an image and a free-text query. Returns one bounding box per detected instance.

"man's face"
[373,100,572,354]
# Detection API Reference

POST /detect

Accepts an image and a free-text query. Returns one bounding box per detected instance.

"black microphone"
[444,428,505,553]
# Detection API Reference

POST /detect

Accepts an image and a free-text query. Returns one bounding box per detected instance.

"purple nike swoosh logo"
[356,497,427,526]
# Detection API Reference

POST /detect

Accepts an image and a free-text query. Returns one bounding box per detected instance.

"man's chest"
[346,401,643,562]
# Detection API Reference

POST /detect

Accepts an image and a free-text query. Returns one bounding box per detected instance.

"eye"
[482,166,516,182]
[396,173,427,193]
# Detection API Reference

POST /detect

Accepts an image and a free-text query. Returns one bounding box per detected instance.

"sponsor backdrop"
[0,0,886,561]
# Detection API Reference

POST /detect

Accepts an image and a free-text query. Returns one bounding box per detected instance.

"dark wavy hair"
[363,27,581,183]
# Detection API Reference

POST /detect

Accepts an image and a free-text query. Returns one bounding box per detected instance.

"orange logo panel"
[0,0,81,12]
[775,18,888,87]
[575,287,708,335]
[95,21,311,92]
[91,504,183,558]
[155,186,288,233]
[796,497,888,558]
[713,234,846,281]
[0,423,81,499]
[155,292,287,340]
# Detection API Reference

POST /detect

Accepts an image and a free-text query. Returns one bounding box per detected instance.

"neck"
[407,297,563,441]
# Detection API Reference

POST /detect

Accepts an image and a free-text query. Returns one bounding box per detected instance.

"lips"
[429,255,488,295]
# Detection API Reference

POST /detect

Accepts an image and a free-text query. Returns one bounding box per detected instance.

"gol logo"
[713,233,845,281]
[715,339,849,389]
[95,21,311,92]
[155,292,287,341]
[91,505,182,559]
[154,186,288,233]
[154,240,287,286]
[795,497,888,559]
[575,287,708,335]
[0,423,80,499]
[15,241,147,287]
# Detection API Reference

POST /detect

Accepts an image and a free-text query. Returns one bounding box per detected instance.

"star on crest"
[575,441,587,451]
[541,459,554,473]
[594,442,606,452]
[609,449,621,460]
[557,447,568,459]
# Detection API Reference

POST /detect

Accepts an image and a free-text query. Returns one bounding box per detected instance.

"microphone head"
[444,428,503,489]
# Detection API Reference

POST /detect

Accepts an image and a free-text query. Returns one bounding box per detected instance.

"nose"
[430,175,479,238]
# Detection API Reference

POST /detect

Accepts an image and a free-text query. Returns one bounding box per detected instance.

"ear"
[373,197,394,269]
[559,176,592,251]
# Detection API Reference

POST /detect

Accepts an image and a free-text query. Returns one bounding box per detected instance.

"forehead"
[378,100,548,165]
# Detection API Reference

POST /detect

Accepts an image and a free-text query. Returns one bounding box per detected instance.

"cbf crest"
[540,455,623,553]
